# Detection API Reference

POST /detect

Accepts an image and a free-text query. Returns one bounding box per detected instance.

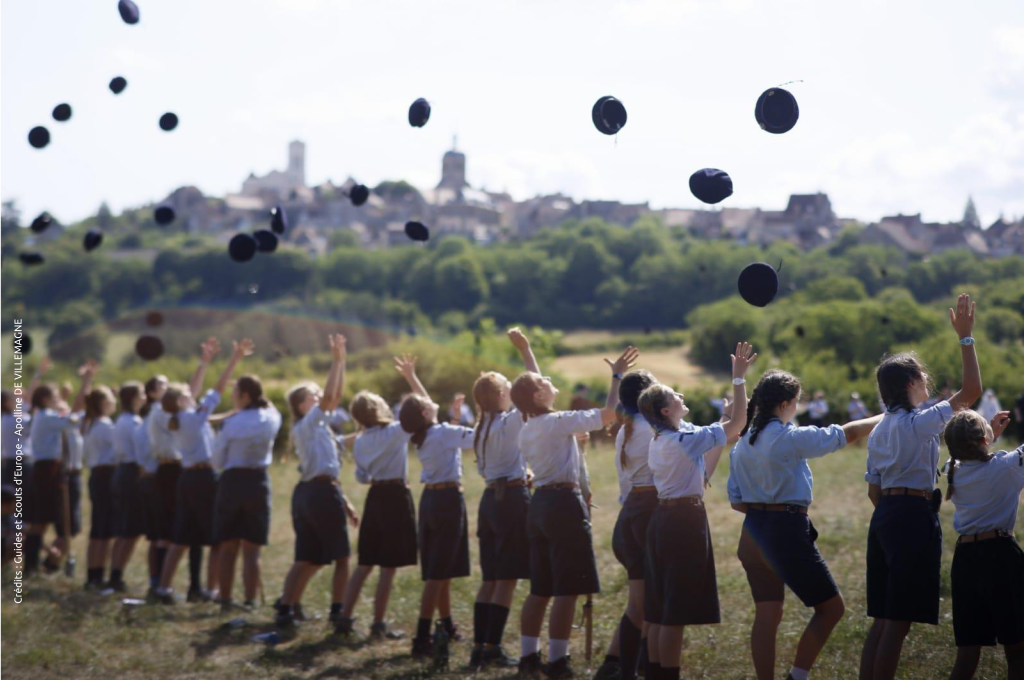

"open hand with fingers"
[990,411,1012,440]
[605,346,639,375]
[731,342,757,379]
[949,293,976,339]
[232,338,255,358]
[329,334,348,361]
[507,327,530,352]
[200,337,221,363]
[393,353,419,378]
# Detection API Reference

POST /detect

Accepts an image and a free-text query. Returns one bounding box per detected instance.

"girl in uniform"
[468,328,538,670]
[210,340,276,611]
[597,369,659,680]
[860,294,982,680]
[25,360,94,576]
[52,384,85,575]
[81,382,119,589]
[158,338,248,603]
[335,374,418,640]
[275,335,360,627]
[511,345,639,680]
[135,374,170,596]
[638,342,756,680]
[398,358,474,658]
[942,409,1024,679]
[727,369,881,680]
[109,381,146,591]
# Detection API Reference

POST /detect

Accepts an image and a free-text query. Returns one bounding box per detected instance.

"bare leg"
[342,564,373,618]
[793,594,845,672]
[873,619,913,680]
[751,601,784,680]
[158,544,188,589]
[288,563,321,605]
[860,618,885,680]
[419,579,444,620]
[372,567,396,624]
[520,594,550,639]
[240,541,261,602]
[477,581,496,604]
[948,646,981,680]
[280,562,305,605]
[112,536,140,570]
[438,579,452,619]
[217,539,240,602]
[606,622,622,656]
[493,579,517,608]
[207,544,220,596]
[658,625,685,672]
[549,595,578,640]
[647,625,662,665]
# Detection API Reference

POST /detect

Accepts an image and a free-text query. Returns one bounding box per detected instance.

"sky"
[2,0,1023,227]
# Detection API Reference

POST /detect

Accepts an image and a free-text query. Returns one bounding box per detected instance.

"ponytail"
[160,385,186,432]
[617,370,655,469]
[741,371,802,446]
[943,409,993,500]
[619,413,634,470]
[399,394,435,448]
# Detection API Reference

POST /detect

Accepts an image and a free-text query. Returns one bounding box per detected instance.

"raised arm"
[705,397,732,481]
[394,354,428,399]
[947,293,982,411]
[722,342,757,443]
[26,356,52,405]
[449,393,466,425]
[213,339,254,396]
[600,345,640,425]
[71,360,99,413]
[321,334,347,413]
[842,414,884,446]
[189,337,221,396]
[508,327,540,374]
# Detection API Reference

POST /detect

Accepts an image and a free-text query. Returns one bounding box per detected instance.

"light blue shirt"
[950,445,1024,535]
[474,408,527,483]
[866,401,953,490]
[293,404,342,481]
[66,411,85,471]
[727,420,847,506]
[2,412,31,461]
[353,421,411,484]
[614,415,655,492]
[147,402,180,462]
[212,405,281,470]
[519,409,604,487]
[134,410,158,474]
[114,413,142,466]
[84,417,117,467]
[417,423,473,484]
[28,409,78,461]
[174,390,220,467]
[648,421,726,499]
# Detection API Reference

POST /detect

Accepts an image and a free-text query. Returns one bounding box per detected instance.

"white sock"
[789,668,810,680]
[549,638,570,662]
[521,635,540,658]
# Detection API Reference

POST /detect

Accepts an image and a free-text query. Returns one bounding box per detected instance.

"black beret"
[159,112,178,131]
[135,335,164,361]
[18,333,33,355]
[737,262,779,307]
[83,229,104,252]
[795,325,805,337]
[154,206,175,225]
[350,184,370,206]
[254,229,278,253]
[229,233,257,262]
[52,104,72,122]
[689,168,733,204]
[270,205,288,234]
[592,96,627,135]
[405,221,430,242]
[755,87,799,134]
[19,253,45,266]
[30,212,53,233]
[408,98,431,128]
[145,311,164,327]
[109,76,128,94]
[28,126,50,149]
[118,0,140,25]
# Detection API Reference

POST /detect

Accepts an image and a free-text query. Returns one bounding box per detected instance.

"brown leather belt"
[487,478,527,489]
[371,478,406,486]
[185,462,212,470]
[536,482,579,491]
[158,460,182,467]
[424,481,462,491]
[629,485,657,494]
[310,474,339,484]
[746,503,808,514]
[957,529,1016,544]
[659,496,703,507]
[882,487,931,498]
[90,464,115,471]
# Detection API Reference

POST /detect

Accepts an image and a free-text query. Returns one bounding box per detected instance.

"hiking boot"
[370,621,405,640]
[518,652,543,679]
[482,645,518,667]
[543,655,574,679]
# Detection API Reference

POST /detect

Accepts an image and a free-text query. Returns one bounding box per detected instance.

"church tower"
[437,136,468,189]
[288,140,306,187]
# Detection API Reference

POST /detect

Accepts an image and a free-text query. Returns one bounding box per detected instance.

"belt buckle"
[785,505,798,514]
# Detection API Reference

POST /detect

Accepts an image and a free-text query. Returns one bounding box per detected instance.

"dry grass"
[552,348,723,390]
[3,443,1021,679]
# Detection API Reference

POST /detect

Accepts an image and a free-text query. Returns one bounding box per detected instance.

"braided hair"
[472,372,507,470]
[618,370,656,469]
[160,383,188,432]
[942,410,993,500]
[638,384,678,438]
[877,352,929,413]
[740,370,802,445]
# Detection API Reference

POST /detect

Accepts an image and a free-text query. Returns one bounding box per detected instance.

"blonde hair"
[472,372,508,468]
[160,382,189,432]
[638,384,677,437]
[943,410,993,500]
[510,372,551,421]
[350,391,393,428]
[287,382,318,422]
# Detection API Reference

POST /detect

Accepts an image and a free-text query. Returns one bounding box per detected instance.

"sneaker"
[333,616,355,636]
[518,652,543,679]
[186,588,213,603]
[481,645,518,668]
[543,655,574,679]
[370,621,406,640]
[411,636,434,659]
[594,659,622,680]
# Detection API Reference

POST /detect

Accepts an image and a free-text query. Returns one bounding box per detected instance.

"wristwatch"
[732,378,746,386]
[958,337,975,346]
[612,373,624,380]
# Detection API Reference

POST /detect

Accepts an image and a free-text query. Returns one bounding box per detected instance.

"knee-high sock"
[25,534,43,572]
[619,615,642,680]
[485,604,511,646]
[473,602,488,645]
[188,546,202,591]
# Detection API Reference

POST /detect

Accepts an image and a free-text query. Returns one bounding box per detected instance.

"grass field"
[3,441,1022,679]
[552,347,722,390]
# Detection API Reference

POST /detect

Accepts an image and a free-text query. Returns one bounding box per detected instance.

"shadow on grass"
[192,617,288,658]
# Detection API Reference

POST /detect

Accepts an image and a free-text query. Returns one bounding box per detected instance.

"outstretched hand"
[232,338,255,358]
[39,356,52,375]
[605,346,639,375]
[393,353,419,378]
[200,337,221,363]
[949,293,976,339]
[329,334,348,361]
[451,392,465,415]
[990,410,1012,440]
[731,342,758,378]
[507,327,530,352]
[78,359,99,378]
